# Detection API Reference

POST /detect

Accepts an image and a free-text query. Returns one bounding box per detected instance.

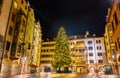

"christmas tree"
[52,27,72,71]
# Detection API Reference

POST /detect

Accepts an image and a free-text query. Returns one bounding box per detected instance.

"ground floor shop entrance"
[76,66,87,73]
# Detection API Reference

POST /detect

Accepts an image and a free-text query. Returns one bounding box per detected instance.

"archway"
[98,66,104,72]
[89,67,95,73]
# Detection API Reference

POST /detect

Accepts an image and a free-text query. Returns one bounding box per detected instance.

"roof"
[74,41,86,48]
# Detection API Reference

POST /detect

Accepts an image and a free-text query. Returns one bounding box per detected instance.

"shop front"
[76,66,87,73]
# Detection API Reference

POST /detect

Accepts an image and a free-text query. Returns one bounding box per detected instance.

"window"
[108,24,112,31]
[115,42,118,51]
[96,40,101,44]
[11,42,16,55]
[14,1,17,9]
[28,43,31,49]
[111,47,115,53]
[8,26,13,36]
[112,21,115,32]
[25,6,27,10]
[18,44,21,53]
[97,46,102,50]
[11,13,16,22]
[50,49,54,52]
[98,53,102,56]
[88,41,92,44]
[14,30,18,38]
[0,0,3,14]
[88,47,93,50]
[98,60,103,63]
[117,36,120,48]
[109,36,114,43]
[22,19,25,26]
[89,53,93,56]
[5,41,10,51]
[90,60,94,63]
[21,0,24,4]
[114,13,118,26]
[71,42,75,45]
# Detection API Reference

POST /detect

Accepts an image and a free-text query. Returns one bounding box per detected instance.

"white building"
[30,21,42,73]
[69,33,107,72]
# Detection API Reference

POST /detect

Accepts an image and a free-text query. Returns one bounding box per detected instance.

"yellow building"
[104,8,117,74]
[41,41,55,68]
[41,40,88,73]
[10,0,28,59]
[72,41,88,73]
[30,21,42,73]
[110,0,120,75]
[10,0,28,75]
[1,0,29,75]
[24,6,35,73]
[0,0,13,76]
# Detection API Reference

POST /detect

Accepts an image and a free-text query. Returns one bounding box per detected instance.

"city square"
[0,0,120,78]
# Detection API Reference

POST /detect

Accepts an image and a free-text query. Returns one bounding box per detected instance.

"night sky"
[28,0,112,40]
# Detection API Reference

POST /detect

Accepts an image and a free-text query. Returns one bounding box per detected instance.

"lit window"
[109,36,114,43]
[14,1,18,9]
[107,24,112,31]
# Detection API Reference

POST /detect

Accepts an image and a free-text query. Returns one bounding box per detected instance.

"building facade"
[0,0,35,76]
[40,41,55,72]
[109,0,120,75]
[41,33,107,73]
[70,40,88,73]
[0,0,42,76]
[24,5,35,74]
[69,34,107,73]
[30,21,42,73]
[0,0,29,75]
[104,0,120,75]
[104,7,117,74]
[0,0,13,75]
[9,0,28,75]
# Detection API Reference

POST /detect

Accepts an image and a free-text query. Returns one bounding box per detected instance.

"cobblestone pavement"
[1,72,120,78]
